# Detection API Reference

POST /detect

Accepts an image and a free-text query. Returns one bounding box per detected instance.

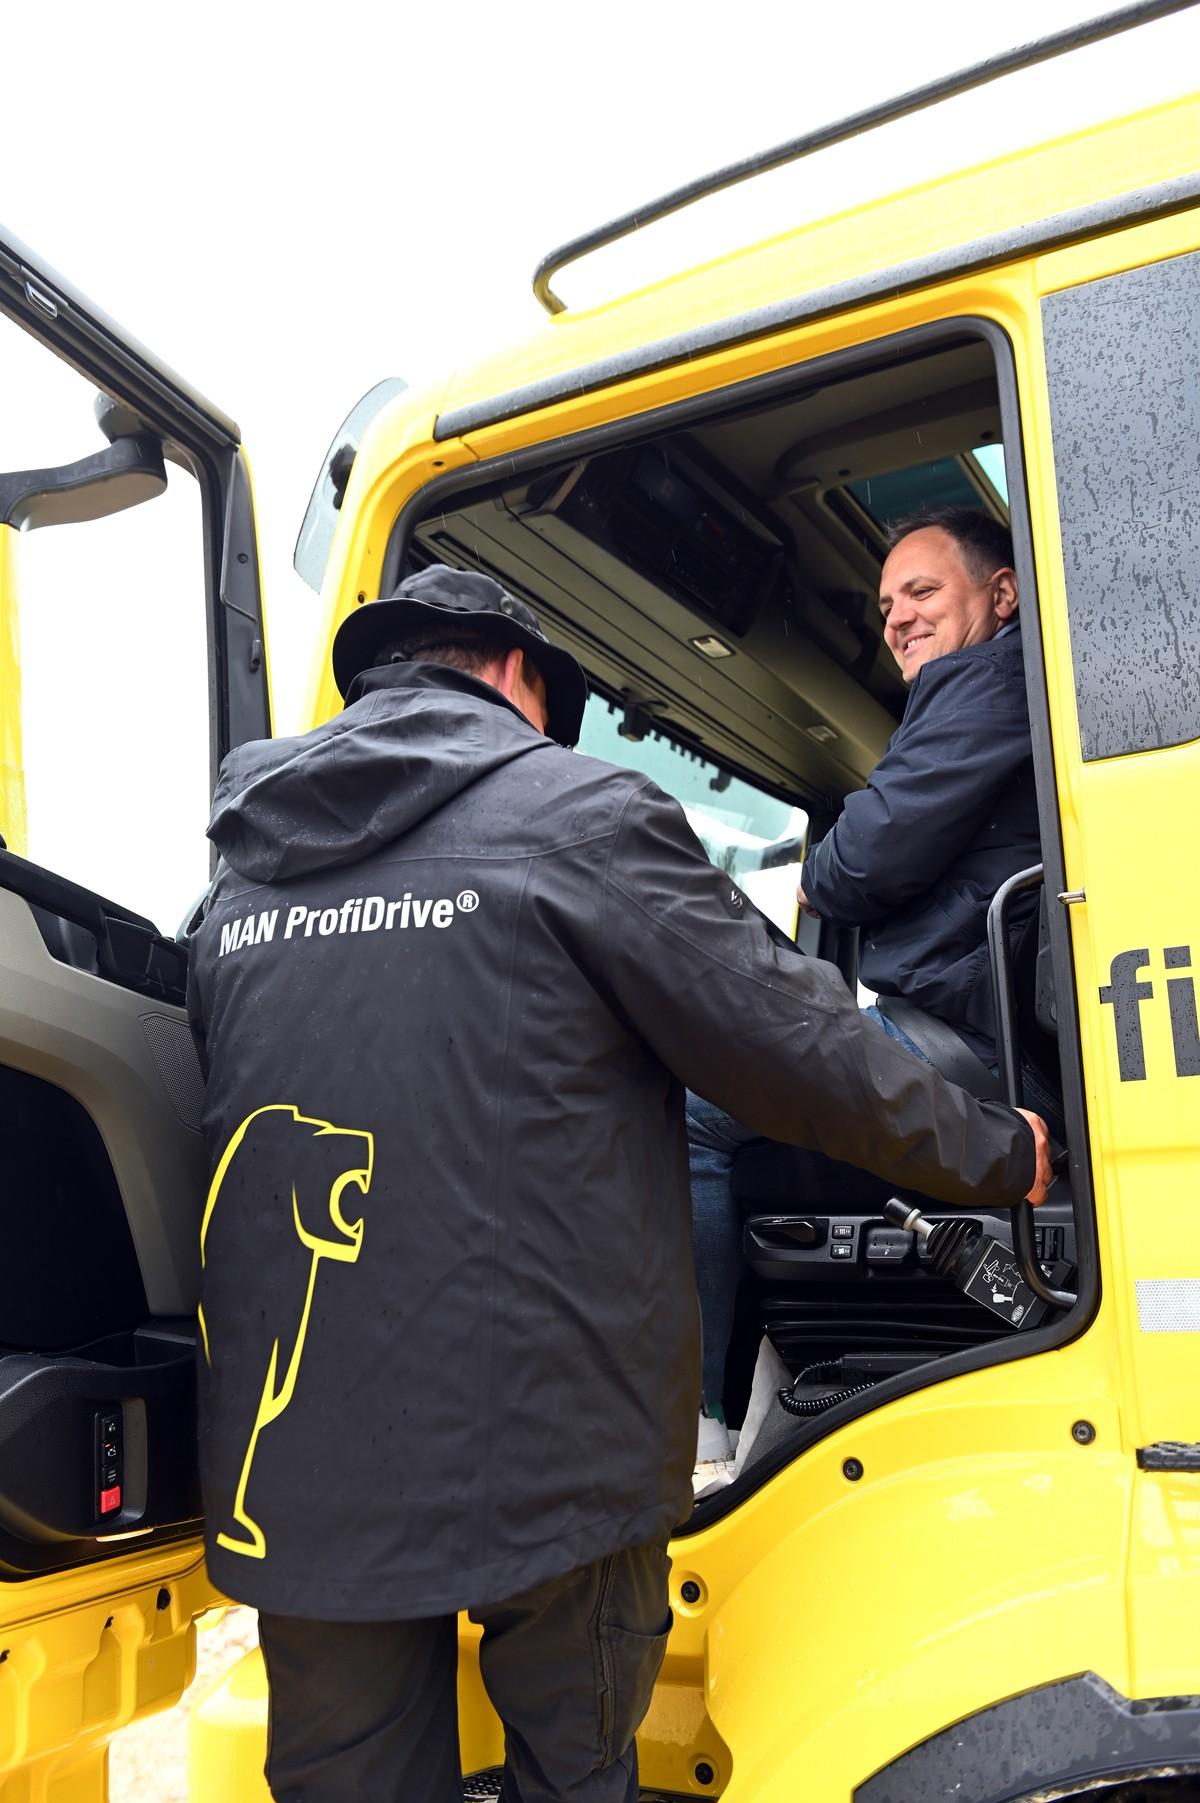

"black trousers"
[258,1536,672,1802]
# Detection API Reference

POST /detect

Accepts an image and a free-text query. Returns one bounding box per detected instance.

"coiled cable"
[778,1361,879,1417]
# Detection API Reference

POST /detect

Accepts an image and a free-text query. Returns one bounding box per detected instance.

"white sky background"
[2,0,1198,931]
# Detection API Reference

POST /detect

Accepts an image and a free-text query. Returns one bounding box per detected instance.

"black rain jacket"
[802,624,1039,1063]
[188,661,1035,1622]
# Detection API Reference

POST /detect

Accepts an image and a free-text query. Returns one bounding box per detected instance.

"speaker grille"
[140,1013,205,1132]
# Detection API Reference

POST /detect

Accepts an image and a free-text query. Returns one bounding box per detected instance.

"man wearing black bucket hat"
[189,563,1048,1803]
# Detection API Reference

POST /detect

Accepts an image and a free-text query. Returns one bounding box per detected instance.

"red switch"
[99,1486,121,1515]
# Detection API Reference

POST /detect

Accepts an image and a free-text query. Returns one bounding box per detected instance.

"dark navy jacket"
[802,622,1039,1064]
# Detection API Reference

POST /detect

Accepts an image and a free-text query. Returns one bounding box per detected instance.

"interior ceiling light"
[805,723,838,743]
[690,634,734,659]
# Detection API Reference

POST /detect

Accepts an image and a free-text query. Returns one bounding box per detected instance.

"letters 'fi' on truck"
[1,7,1199,1799]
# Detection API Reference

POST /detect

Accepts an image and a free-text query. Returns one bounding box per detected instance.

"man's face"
[878,526,1018,683]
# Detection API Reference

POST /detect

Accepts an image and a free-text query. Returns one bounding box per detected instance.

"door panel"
[0,224,267,1786]
[0,782,208,1582]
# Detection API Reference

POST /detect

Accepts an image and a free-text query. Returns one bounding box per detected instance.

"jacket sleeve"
[601,782,1034,1206]
[802,656,1032,925]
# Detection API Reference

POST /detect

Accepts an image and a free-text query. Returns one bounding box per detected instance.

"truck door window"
[1043,246,1200,761]
[577,693,807,935]
[2,315,210,933]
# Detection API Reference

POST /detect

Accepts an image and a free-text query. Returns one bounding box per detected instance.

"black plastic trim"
[216,447,272,761]
[1139,1443,1200,1471]
[854,1672,1200,1801]
[383,313,1100,1531]
[0,847,187,1005]
[438,169,1200,441]
[997,332,1101,1330]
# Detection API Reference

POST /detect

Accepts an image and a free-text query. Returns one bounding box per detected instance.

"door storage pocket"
[0,1326,200,1574]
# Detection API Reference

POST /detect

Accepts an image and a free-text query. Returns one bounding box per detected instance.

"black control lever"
[884,1200,1049,1330]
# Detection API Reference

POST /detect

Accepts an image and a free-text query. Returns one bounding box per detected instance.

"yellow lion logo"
[199,1105,372,1560]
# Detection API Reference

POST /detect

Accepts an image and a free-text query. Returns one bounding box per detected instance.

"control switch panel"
[96,1407,123,1519]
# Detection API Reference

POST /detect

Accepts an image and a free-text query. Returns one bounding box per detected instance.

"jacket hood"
[207,662,549,883]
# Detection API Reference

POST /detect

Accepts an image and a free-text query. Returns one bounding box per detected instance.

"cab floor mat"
[463,1776,695,1800]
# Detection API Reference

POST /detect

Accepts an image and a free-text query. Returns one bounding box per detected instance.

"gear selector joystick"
[883,1200,1046,1330]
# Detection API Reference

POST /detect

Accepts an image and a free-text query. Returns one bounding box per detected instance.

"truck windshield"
[577,693,806,935]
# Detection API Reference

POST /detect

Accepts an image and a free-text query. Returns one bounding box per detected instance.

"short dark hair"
[886,506,1014,583]
[373,625,539,686]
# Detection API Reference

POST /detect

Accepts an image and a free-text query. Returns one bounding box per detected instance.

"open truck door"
[0,229,269,1799]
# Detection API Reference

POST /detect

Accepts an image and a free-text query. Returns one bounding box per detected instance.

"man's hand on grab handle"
[1015,1108,1052,1205]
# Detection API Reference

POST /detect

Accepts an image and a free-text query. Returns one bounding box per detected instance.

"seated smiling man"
[689,504,1063,1463]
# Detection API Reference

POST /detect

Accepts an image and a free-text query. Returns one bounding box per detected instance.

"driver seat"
[871,994,1004,1099]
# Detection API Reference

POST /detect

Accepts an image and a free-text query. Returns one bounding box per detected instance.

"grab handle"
[986,864,1076,1310]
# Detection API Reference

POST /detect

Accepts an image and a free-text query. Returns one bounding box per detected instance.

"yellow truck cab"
[2,12,1199,1799]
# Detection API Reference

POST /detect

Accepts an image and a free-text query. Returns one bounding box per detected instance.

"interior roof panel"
[691,341,998,495]
[410,338,1003,804]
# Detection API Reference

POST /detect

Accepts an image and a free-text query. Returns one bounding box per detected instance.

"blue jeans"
[686,1006,1063,1417]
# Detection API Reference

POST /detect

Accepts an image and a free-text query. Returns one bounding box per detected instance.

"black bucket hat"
[332,564,588,747]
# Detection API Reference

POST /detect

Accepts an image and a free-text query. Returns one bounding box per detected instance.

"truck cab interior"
[395,320,1084,1512]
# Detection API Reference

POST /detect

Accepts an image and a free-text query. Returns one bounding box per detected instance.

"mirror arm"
[0,436,166,530]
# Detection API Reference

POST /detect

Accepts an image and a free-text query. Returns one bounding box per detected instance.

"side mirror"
[0,393,166,529]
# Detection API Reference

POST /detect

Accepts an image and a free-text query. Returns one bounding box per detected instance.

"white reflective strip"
[1136,1280,1200,1333]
